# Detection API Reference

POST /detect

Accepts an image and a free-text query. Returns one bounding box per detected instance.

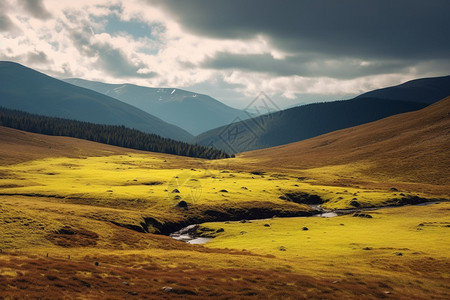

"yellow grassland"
[0,109,449,299]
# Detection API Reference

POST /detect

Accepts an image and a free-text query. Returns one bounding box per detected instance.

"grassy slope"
[0,126,315,233]
[0,126,145,164]
[201,202,450,299]
[0,95,449,298]
[235,96,450,189]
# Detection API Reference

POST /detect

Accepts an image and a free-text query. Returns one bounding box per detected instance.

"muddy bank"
[142,205,319,236]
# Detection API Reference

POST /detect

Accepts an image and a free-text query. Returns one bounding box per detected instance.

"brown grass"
[238,96,450,187]
[0,126,142,165]
[2,252,445,299]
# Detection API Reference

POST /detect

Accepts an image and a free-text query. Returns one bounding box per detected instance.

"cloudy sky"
[1,0,449,108]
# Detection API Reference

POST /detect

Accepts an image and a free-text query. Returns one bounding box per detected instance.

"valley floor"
[0,134,449,299]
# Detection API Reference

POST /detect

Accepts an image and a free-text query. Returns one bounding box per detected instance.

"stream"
[169,201,445,244]
[170,205,338,244]
[170,224,213,244]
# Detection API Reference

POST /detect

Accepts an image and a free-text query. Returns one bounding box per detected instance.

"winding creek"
[169,201,445,244]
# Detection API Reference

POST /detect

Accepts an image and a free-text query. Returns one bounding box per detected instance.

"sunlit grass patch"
[202,202,450,260]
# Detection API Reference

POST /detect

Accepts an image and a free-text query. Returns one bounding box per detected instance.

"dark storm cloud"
[201,52,410,79]
[151,0,450,60]
[19,0,52,20]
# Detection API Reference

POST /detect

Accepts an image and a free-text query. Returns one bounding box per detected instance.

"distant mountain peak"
[64,78,249,135]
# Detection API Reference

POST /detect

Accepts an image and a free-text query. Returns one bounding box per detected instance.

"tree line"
[0,107,231,159]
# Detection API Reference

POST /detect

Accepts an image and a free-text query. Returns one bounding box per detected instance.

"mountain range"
[193,75,450,153]
[63,78,249,135]
[1,61,449,155]
[0,61,192,141]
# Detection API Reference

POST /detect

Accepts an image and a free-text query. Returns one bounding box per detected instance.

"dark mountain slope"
[0,61,192,141]
[193,97,427,153]
[355,75,450,104]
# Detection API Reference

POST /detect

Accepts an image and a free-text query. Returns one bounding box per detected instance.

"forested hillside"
[0,107,229,159]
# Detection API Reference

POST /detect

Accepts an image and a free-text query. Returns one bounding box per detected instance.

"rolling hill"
[356,75,450,104]
[193,97,427,153]
[0,61,192,141]
[193,75,450,153]
[64,78,249,135]
[0,126,140,165]
[237,96,450,186]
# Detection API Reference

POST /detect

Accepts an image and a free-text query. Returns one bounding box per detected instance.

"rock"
[279,246,287,251]
[280,192,323,204]
[175,200,188,209]
[302,227,309,231]
[219,189,228,193]
[127,291,138,296]
[390,187,399,192]
[173,195,181,200]
[251,171,264,175]
[395,252,403,256]
[94,261,99,266]
[171,189,180,193]
[353,213,372,218]
[363,247,372,250]
[216,228,224,233]
[123,282,129,286]
[350,200,360,207]
[162,286,196,295]
[240,219,250,223]
[264,224,271,227]
[240,231,247,235]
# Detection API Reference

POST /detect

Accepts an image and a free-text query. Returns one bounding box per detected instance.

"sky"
[1,0,449,109]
